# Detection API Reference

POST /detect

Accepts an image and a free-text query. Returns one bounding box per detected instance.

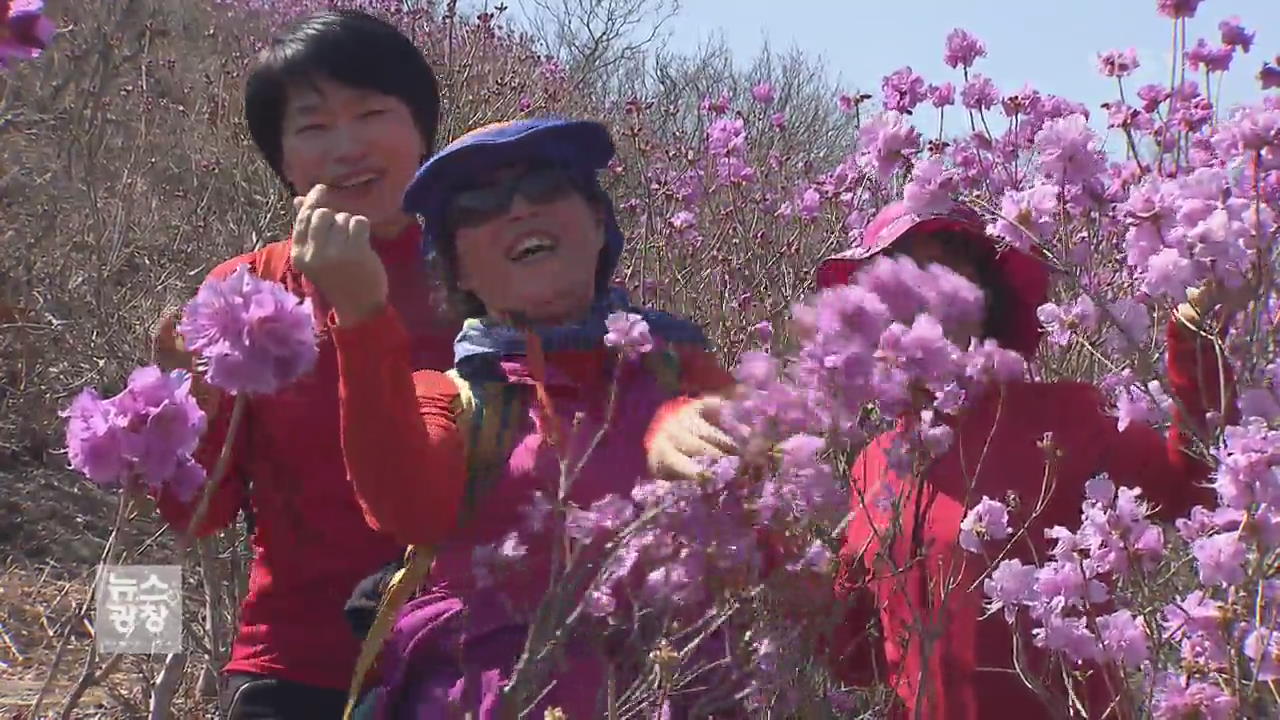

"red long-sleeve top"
[830,317,1234,719]
[152,226,458,690]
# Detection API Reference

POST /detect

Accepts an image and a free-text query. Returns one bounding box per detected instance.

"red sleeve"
[825,449,892,688]
[150,254,259,537]
[1107,317,1236,518]
[332,303,466,547]
[643,347,736,452]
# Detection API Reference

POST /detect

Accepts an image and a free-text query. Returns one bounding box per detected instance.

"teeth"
[511,235,556,260]
[335,174,377,188]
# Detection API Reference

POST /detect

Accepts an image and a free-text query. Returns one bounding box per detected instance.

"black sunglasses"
[445,165,578,229]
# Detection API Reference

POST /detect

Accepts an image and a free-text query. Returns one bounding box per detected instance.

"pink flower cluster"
[62,367,207,500]
[968,476,1163,667]
[962,411,1280,715]
[178,265,319,395]
[1121,165,1272,300]
[730,255,1024,461]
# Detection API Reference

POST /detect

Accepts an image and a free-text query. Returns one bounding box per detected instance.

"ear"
[455,262,474,292]
[451,238,475,293]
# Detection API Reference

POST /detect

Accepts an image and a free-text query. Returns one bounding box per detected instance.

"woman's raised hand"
[290,184,388,326]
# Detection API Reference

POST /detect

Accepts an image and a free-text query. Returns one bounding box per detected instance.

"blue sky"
[663,0,1278,122]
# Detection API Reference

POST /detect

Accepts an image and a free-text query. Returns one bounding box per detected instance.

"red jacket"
[154,225,458,690]
[831,323,1225,719]
[818,202,1232,718]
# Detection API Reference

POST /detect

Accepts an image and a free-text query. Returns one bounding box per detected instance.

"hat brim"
[403,120,614,221]
[815,217,990,290]
[814,219,1051,357]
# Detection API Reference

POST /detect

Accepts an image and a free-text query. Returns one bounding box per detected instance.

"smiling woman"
[446,162,607,325]
[287,118,741,717]
[244,9,441,237]
[145,10,461,720]
[406,120,626,325]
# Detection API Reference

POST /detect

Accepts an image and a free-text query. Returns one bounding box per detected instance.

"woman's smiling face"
[280,76,425,238]
[450,163,606,325]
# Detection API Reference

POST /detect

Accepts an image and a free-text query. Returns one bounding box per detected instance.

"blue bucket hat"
[402,117,625,291]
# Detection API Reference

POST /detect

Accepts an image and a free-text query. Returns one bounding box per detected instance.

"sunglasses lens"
[518,167,574,204]
[445,166,578,229]
[446,187,508,229]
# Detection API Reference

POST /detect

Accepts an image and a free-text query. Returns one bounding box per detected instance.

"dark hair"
[244,10,441,188]
[973,250,1012,343]
[429,173,612,321]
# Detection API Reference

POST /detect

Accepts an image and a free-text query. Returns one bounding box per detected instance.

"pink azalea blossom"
[1262,62,1280,90]
[1137,83,1172,113]
[1097,48,1141,77]
[707,116,747,156]
[797,187,822,219]
[1035,114,1105,185]
[604,311,654,358]
[901,157,959,215]
[700,91,731,116]
[856,111,921,180]
[1244,626,1280,681]
[881,66,926,114]
[988,184,1058,250]
[961,74,1000,111]
[959,496,1012,553]
[0,0,55,69]
[750,81,776,105]
[927,82,955,108]
[1218,17,1254,52]
[1036,294,1098,346]
[1152,673,1237,719]
[178,265,319,395]
[1186,39,1235,73]
[1156,0,1203,19]
[1096,610,1151,669]
[62,367,206,500]
[943,28,986,69]
[983,559,1038,620]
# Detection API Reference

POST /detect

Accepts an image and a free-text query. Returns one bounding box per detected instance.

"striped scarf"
[452,287,705,379]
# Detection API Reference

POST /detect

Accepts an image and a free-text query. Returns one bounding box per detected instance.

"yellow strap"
[342,374,473,719]
[343,544,435,720]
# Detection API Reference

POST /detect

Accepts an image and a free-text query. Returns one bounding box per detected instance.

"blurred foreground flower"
[0,0,54,69]
[170,266,318,542]
[62,367,206,500]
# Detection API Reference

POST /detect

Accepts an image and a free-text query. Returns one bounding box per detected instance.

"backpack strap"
[343,372,496,719]
[343,544,434,720]
[458,382,528,517]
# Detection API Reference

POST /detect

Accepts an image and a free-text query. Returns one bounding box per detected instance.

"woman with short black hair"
[149,10,458,719]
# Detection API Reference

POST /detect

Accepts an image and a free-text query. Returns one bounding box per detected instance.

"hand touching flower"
[647,395,742,480]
